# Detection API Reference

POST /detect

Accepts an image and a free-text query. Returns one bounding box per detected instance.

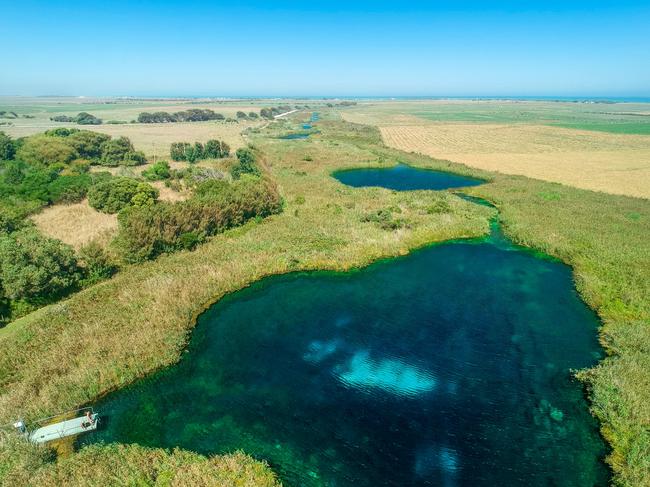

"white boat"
[13,408,99,444]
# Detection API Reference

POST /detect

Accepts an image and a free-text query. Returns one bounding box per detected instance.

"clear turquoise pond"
[333,164,483,191]
[84,171,607,486]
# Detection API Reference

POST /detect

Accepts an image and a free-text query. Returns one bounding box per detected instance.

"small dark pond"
[333,164,483,191]
[279,132,311,140]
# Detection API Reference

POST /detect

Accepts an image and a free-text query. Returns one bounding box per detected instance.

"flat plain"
[343,100,650,198]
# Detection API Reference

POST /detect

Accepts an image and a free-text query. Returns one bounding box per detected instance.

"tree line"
[51,112,103,125]
[137,109,225,123]
[170,139,230,163]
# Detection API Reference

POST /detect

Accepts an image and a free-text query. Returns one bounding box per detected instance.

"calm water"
[279,132,311,140]
[333,164,483,191]
[86,232,607,486]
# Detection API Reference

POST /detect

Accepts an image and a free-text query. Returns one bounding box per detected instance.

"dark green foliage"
[50,115,75,122]
[0,132,16,160]
[67,131,110,159]
[45,127,79,137]
[47,174,92,203]
[186,143,204,163]
[99,137,146,167]
[236,111,248,119]
[16,135,77,166]
[138,109,224,123]
[204,139,230,158]
[231,148,260,179]
[142,160,171,181]
[193,179,229,198]
[170,142,191,161]
[76,112,102,125]
[78,241,117,285]
[362,208,409,230]
[116,178,282,262]
[50,113,102,124]
[88,177,158,214]
[22,130,142,167]
[0,228,80,301]
[248,112,259,119]
[260,108,273,119]
[170,140,229,162]
[0,201,38,233]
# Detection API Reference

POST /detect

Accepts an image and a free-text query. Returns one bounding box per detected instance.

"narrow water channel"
[84,169,608,486]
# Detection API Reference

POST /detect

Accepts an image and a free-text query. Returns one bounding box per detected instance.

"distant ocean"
[112,95,650,103]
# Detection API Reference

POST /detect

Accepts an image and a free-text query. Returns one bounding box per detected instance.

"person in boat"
[81,410,95,429]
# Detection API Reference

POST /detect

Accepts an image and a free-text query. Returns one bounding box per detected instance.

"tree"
[231,147,260,179]
[248,112,259,119]
[16,135,77,166]
[236,111,248,120]
[260,108,273,119]
[0,132,16,160]
[170,142,190,161]
[204,139,229,159]
[78,241,116,284]
[67,130,110,160]
[75,112,102,125]
[99,137,145,166]
[88,177,158,213]
[0,228,80,301]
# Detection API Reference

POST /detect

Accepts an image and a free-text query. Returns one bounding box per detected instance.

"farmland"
[343,100,650,198]
[0,97,339,158]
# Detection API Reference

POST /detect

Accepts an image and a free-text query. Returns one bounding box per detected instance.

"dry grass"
[379,123,650,198]
[89,121,260,157]
[151,181,189,202]
[30,201,118,250]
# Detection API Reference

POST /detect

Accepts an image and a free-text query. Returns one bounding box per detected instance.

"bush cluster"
[259,105,293,119]
[50,112,102,125]
[170,139,230,163]
[116,176,282,262]
[137,109,224,123]
[0,228,80,303]
[88,177,159,214]
[231,147,260,179]
[142,160,171,181]
[13,129,145,168]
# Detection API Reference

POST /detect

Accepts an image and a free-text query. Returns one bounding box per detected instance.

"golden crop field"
[379,123,650,198]
[342,101,650,199]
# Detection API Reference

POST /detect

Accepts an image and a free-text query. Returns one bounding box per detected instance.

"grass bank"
[467,177,650,486]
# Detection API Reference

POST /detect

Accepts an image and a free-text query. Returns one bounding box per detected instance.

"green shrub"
[0,228,80,301]
[78,241,117,285]
[47,174,92,203]
[67,130,110,160]
[116,177,282,262]
[231,147,260,179]
[0,131,16,160]
[170,142,190,161]
[99,137,146,167]
[16,135,77,166]
[88,177,158,214]
[142,160,171,181]
[75,112,102,125]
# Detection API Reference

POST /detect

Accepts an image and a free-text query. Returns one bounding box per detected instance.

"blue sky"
[1,0,649,97]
